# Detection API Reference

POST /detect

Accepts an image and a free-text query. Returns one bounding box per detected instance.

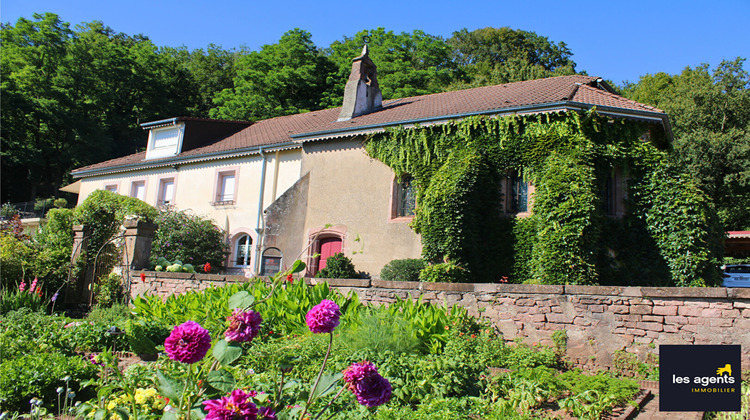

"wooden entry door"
[318,237,342,271]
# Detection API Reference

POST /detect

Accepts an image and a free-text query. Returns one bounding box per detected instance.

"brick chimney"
[338,45,383,121]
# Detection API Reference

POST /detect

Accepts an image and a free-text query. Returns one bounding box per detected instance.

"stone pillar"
[66,225,93,304]
[122,220,158,270]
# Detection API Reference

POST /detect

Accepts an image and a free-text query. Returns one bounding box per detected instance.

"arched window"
[234,234,252,266]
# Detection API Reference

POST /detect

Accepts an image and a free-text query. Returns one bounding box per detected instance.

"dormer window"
[144,122,185,160]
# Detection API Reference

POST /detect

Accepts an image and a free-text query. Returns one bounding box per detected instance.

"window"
[509,175,528,213]
[214,169,237,205]
[234,234,252,266]
[158,177,175,206]
[391,174,416,220]
[130,181,146,201]
[104,184,118,193]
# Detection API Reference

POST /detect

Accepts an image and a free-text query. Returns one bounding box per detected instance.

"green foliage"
[366,110,723,286]
[32,207,74,292]
[92,272,124,308]
[315,252,359,279]
[150,208,229,271]
[342,310,421,356]
[623,57,750,231]
[419,262,468,283]
[0,284,48,313]
[0,235,35,288]
[0,351,98,412]
[612,349,659,380]
[125,317,171,355]
[529,153,599,285]
[379,258,426,282]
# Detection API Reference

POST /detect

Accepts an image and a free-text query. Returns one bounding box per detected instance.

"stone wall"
[130,271,750,370]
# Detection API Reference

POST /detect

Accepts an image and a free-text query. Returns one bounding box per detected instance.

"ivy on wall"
[365,111,722,286]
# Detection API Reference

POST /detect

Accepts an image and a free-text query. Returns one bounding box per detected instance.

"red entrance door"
[318,237,342,271]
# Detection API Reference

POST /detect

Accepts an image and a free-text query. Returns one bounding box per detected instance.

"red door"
[318,237,342,271]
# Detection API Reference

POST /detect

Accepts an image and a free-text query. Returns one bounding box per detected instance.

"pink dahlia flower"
[225,309,262,343]
[164,320,211,364]
[305,299,340,334]
[343,361,392,407]
[203,389,258,420]
[257,406,277,420]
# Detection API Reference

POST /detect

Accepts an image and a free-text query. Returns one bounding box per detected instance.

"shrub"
[343,311,421,356]
[125,317,171,355]
[316,253,358,279]
[0,235,35,289]
[0,351,98,412]
[33,207,74,292]
[150,208,229,271]
[93,272,125,308]
[380,258,426,282]
[419,262,468,283]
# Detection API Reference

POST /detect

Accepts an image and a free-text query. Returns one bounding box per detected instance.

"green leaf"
[290,259,306,274]
[212,339,243,365]
[228,291,255,309]
[157,370,182,403]
[207,369,236,393]
[310,372,343,401]
[113,408,130,420]
[161,410,179,420]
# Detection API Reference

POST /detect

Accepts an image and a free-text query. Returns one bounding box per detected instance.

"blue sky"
[2,0,749,86]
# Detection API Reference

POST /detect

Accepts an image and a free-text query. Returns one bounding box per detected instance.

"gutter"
[140,117,179,129]
[291,101,673,143]
[254,148,267,274]
[71,141,302,178]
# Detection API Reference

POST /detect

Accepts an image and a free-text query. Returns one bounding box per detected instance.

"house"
[72,46,672,279]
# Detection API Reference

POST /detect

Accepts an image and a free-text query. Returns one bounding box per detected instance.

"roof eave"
[71,142,302,178]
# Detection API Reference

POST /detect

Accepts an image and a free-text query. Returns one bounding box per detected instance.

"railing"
[1,201,51,219]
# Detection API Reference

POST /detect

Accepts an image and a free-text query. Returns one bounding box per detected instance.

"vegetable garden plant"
[0,259,660,420]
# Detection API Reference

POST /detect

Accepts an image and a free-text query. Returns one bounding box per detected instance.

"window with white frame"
[234,234,252,266]
[158,177,175,206]
[104,184,118,193]
[130,181,146,201]
[214,170,236,205]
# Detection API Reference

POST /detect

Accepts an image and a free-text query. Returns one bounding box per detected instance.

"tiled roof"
[72,75,667,176]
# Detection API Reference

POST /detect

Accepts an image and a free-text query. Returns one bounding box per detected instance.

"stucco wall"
[76,148,302,274]
[299,138,422,277]
[129,271,750,370]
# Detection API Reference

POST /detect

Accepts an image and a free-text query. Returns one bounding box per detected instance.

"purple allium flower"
[257,406,277,420]
[343,361,392,407]
[203,389,258,420]
[305,299,340,334]
[225,309,262,343]
[51,292,59,302]
[164,320,211,364]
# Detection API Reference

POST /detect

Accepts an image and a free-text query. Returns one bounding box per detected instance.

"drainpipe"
[254,148,267,275]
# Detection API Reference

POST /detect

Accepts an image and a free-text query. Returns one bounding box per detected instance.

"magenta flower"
[203,389,258,420]
[225,309,262,343]
[305,299,340,334]
[164,320,211,364]
[29,278,38,293]
[19,280,26,292]
[343,361,392,407]
[257,406,277,420]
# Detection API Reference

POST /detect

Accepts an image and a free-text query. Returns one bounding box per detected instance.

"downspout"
[254,148,267,275]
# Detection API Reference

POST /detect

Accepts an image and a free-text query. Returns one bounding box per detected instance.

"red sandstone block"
[742,309,750,318]
[551,306,563,313]
[708,318,733,327]
[642,315,664,323]
[721,309,741,318]
[677,306,703,317]
[630,305,653,315]
[638,322,663,332]
[546,314,573,324]
[709,302,734,310]
[687,317,704,325]
[663,324,680,333]
[664,315,688,325]
[627,328,647,337]
[573,317,592,326]
[653,305,678,316]
[611,305,630,314]
[700,308,723,318]
[588,305,605,313]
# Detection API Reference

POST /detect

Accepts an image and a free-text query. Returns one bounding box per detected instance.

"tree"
[210,29,336,121]
[623,58,750,230]
[446,27,577,88]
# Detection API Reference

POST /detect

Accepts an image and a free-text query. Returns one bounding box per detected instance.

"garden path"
[632,381,704,420]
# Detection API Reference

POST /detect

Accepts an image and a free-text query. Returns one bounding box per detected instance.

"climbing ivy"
[365,111,723,286]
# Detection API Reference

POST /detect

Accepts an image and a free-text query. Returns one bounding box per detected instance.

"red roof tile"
[72,75,668,176]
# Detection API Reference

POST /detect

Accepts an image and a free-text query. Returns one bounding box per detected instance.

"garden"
[2,259,660,420]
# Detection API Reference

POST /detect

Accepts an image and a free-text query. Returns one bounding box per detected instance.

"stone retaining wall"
[130,271,750,370]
